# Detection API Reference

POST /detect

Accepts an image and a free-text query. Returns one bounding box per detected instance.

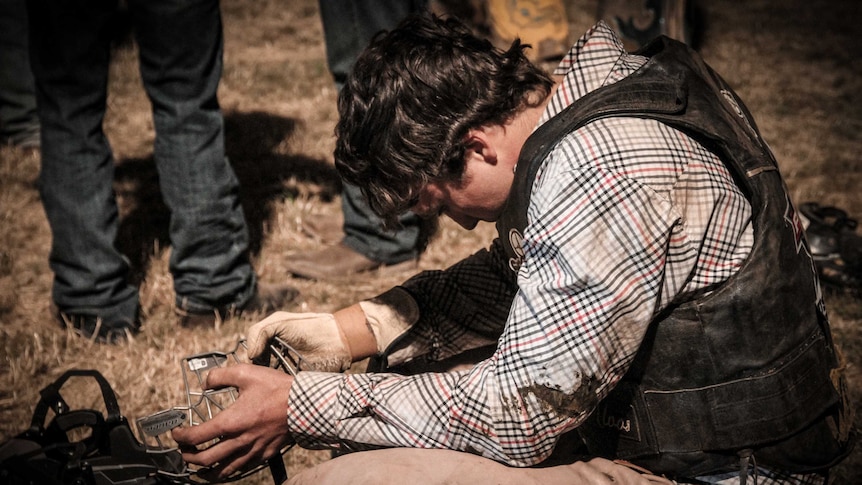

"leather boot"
[284,243,418,281]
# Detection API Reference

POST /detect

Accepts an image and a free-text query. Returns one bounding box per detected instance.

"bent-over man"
[173,15,853,485]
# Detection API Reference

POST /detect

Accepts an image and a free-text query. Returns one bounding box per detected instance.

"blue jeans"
[319,0,428,265]
[28,0,255,321]
[0,0,39,146]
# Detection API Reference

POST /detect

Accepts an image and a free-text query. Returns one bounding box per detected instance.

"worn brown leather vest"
[496,36,853,478]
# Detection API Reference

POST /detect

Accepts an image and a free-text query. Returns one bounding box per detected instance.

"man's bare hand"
[171,364,295,481]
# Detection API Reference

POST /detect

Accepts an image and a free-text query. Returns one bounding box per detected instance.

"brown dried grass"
[1,0,860,483]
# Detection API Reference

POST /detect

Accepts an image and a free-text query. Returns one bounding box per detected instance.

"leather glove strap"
[333,304,378,362]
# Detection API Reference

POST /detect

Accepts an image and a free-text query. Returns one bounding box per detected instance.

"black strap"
[28,369,122,437]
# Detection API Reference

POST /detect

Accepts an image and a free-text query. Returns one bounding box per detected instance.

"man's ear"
[465,128,498,165]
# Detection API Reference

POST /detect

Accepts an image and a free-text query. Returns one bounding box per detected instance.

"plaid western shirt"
[286,22,821,484]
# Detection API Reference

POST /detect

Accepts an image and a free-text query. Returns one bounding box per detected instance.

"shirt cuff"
[287,371,345,449]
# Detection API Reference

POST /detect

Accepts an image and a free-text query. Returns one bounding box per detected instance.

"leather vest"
[496,36,853,478]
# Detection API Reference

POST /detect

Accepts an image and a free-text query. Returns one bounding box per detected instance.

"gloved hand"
[245,287,420,373]
[246,312,353,372]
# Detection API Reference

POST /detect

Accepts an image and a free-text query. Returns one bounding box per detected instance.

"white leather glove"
[246,287,420,372]
[246,312,353,372]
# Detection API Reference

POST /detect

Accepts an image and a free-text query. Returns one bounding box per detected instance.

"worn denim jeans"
[0,0,39,146]
[28,0,255,321]
[318,0,427,265]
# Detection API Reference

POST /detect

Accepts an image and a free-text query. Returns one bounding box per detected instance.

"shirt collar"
[538,21,648,126]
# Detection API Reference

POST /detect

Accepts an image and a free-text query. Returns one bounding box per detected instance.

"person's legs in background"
[129,0,297,327]
[28,0,297,342]
[0,0,40,148]
[284,0,429,281]
[131,0,247,317]
[28,0,141,342]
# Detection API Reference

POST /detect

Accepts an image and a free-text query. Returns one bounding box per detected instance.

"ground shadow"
[114,110,341,283]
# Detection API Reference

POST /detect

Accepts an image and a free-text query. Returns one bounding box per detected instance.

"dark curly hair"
[334,13,553,227]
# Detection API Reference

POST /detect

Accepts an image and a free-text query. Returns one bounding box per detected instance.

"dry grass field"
[1,0,860,483]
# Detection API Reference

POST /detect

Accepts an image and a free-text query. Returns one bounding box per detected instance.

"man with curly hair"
[174,14,852,484]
